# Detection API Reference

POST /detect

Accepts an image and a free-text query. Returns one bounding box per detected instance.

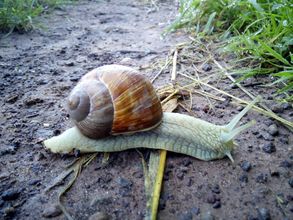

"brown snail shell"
[67,65,163,139]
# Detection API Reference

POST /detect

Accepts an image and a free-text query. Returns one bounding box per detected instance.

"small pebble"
[187,177,194,187]
[279,137,289,144]
[239,174,248,183]
[28,179,41,186]
[117,177,132,189]
[24,97,44,106]
[270,169,280,177]
[1,189,20,201]
[267,124,278,136]
[190,207,200,215]
[262,143,276,154]
[42,204,62,218]
[37,79,48,85]
[3,206,15,216]
[65,61,74,66]
[288,178,293,188]
[176,170,185,180]
[257,208,271,220]
[202,63,212,71]
[256,173,268,184]
[180,158,192,167]
[281,102,291,110]
[240,161,252,172]
[211,184,221,194]
[35,152,46,161]
[212,201,221,209]
[286,195,293,202]
[89,212,110,220]
[53,129,61,136]
[59,48,67,54]
[261,132,274,141]
[280,160,292,168]
[248,145,253,153]
[0,145,17,156]
[70,76,80,82]
[230,84,238,89]
[271,104,283,113]
[236,106,244,111]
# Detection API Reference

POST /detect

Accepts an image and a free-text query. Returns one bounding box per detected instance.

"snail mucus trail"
[44,65,258,162]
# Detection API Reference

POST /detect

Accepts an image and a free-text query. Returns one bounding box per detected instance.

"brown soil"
[0,0,292,220]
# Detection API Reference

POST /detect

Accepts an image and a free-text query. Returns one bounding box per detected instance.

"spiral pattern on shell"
[67,65,163,139]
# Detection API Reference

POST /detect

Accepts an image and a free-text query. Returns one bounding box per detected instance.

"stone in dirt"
[262,143,276,154]
[239,174,248,183]
[257,208,271,220]
[202,63,212,72]
[42,204,62,218]
[24,96,44,106]
[212,201,221,209]
[280,160,292,168]
[256,173,268,184]
[267,124,278,136]
[1,189,20,201]
[88,212,111,220]
[240,161,252,172]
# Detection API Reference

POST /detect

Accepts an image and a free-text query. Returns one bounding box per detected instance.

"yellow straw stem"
[151,149,167,220]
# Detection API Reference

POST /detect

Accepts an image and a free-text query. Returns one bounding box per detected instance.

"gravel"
[257,208,271,220]
[42,204,62,218]
[88,212,111,220]
[202,63,212,72]
[239,174,248,183]
[280,160,292,168]
[212,201,221,209]
[256,173,268,184]
[267,124,279,136]
[1,189,20,201]
[240,161,252,172]
[262,143,276,154]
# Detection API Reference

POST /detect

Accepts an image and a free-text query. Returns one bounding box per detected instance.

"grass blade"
[260,41,290,66]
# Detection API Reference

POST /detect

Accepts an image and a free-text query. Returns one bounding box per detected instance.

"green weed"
[0,0,74,33]
[168,0,293,102]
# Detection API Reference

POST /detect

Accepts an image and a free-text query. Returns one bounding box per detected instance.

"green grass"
[0,0,74,33]
[167,0,293,102]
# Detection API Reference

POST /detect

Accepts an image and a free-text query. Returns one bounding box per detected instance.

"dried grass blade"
[145,95,178,220]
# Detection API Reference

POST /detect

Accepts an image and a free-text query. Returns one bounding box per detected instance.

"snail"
[44,64,258,162]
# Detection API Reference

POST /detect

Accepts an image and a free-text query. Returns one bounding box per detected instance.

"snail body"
[44,65,257,161]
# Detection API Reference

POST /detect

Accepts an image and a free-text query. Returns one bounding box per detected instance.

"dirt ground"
[0,0,292,219]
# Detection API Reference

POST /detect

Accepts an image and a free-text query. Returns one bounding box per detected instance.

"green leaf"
[273,70,293,79]
[260,41,290,66]
[203,12,216,35]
